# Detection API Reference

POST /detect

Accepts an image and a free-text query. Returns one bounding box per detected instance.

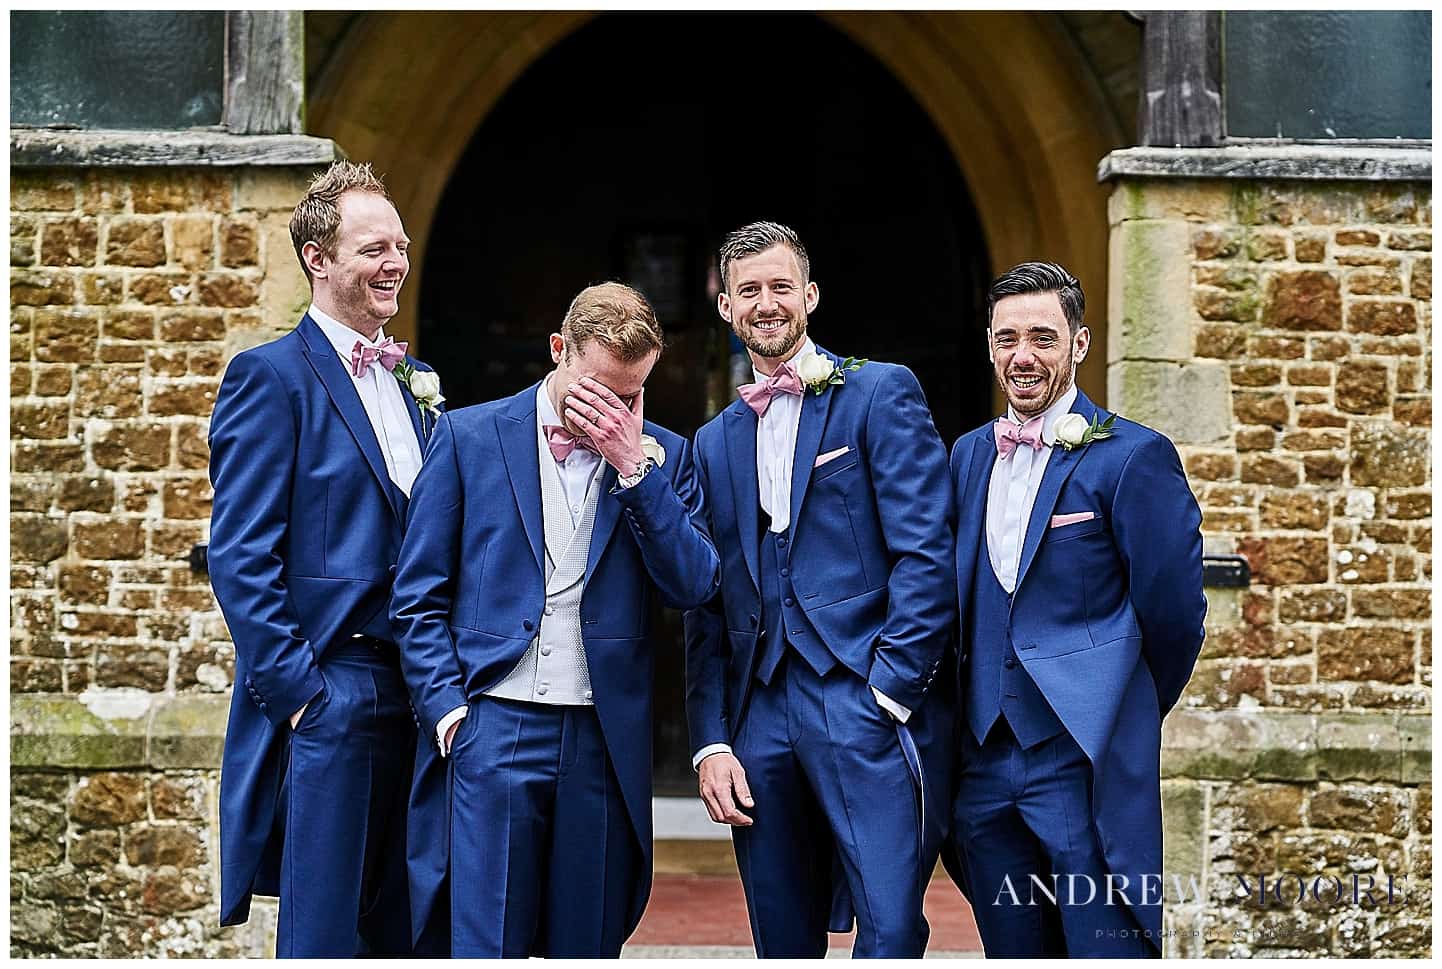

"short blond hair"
[561,282,664,363]
[289,161,393,283]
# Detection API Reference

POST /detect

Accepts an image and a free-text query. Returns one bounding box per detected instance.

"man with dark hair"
[209,161,440,955]
[946,260,1205,956]
[392,282,719,956]
[685,221,956,956]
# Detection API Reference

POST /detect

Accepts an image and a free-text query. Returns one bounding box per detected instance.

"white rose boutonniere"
[392,362,445,418]
[639,433,666,467]
[1054,411,1116,451]
[795,349,867,395]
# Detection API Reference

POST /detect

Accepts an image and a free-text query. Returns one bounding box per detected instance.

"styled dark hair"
[986,261,1085,335]
[718,221,810,292]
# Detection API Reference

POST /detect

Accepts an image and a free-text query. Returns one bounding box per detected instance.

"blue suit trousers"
[951,722,1153,958]
[731,656,927,957]
[276,643,415,957]
[447,697,637,957]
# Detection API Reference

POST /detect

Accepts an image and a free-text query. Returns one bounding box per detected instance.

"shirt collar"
[752,336,816,383]
[309,304,387,358]
[537,375,562,427]
[1007,383,1078,446]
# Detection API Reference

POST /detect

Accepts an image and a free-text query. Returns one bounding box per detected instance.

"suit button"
[540,645,551,656]
[1004,658,1017,670]
[523,620,535,632]
[784,597,794,608]
[777,537,787,547]
[584,690,593,701]
[749,615,758,627]
[545,606,555,616]
[537,685,548,696]
[780,567,789,578]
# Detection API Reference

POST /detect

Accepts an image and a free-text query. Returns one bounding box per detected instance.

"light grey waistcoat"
[484,424,601,705]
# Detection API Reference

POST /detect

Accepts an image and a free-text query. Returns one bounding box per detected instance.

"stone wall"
[10,165,313,956]
[1108,175,1431,957]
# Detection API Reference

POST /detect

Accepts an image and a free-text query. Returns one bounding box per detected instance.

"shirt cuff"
[871,687,912,724]
[691,742,733,771]
[436,705,468,756]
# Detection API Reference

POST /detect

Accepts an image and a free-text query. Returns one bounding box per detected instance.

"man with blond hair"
[392,282,720,956]
[209,161,440,956]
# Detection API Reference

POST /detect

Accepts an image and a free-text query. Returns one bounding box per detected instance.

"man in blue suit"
[391,282,720,957]
[947,262,1205,956]
[684,222,956,957]
[208,162,442,956]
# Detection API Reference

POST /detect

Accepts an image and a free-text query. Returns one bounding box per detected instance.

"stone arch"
[309,10,1119,396]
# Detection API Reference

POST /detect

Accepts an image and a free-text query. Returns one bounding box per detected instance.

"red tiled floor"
[631,873,981,953]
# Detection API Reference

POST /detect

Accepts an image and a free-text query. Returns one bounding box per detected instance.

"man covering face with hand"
[392,282,719,957]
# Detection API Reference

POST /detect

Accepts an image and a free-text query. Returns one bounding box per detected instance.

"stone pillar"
[1102,147,1431,958]
[10,136,333,956]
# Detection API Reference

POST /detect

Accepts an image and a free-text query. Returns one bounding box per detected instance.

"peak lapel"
[955,432,997,611]
[723,401,762,593]
[496,388,546,575]
[1013,393,1104,593]
[298,316,405,521]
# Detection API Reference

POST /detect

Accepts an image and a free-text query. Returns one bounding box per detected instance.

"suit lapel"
[397,363,427,447]
[298,315,405,521]
[583,463,622,584]
[956,433,996,623]
[723,401,762,593]
[496,387,546,576]
[786,347,839,533]
[1013,391,1104,593]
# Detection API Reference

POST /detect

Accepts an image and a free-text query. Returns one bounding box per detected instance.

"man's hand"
[698,752,755,826]
[289,703,307,729]
[565,377,646,477]
[443,718,462,754]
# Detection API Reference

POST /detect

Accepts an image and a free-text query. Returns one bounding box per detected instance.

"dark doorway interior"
[420,12,992,794]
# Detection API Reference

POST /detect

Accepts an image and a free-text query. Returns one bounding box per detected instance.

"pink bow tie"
[737,361,803,418]
[543,424,601,463]
[993,415,1045,458]
[350,336,407,378]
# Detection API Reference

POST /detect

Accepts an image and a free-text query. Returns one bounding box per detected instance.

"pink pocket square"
[1050,511,1096,528]
[814,446,852,468]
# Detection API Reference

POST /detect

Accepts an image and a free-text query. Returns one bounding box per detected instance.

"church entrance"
[415,13,993,792]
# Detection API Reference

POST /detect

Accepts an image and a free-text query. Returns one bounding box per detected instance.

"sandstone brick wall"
[1109,177,1431,957]
[10,166,311,956]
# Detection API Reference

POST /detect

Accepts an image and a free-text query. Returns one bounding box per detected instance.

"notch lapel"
[584,464,622,584]
[496,388,546,576]
[955,433,997,626]
[1013,393,1103,593]
[298,316,405,521]
[786,348,839,532]
[723,401,762,593]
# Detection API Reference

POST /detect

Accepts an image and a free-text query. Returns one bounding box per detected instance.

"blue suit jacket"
[391,384,720,943]
[684,346,956,844]
[208,314,437,927]
[948,389,1205,945]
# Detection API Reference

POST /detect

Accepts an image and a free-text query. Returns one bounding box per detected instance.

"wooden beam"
[224,11,305,135]
[1137,11,1222,147]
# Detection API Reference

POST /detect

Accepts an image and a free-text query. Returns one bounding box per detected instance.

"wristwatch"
[617,458,656,489]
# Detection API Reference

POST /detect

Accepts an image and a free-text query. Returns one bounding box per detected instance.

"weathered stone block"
[1240,454,1302,487]
[1308,786,1410,838]
[1162,781,1205,881]
[147,347,188,377]
[1195,323,1247,358]
[11,269,76,306]
[34,307,99,362]
[1302,453,1347,483]
[40,217,99,267]
[1230,364,1281,388]
[140,865,209,916]
[1234,428,1275,452]
[1259,493,1330,530]
[1247,230,1288,261]
[1162,710,1318,781]
[1181,662,1265,708]
[149,695,228,768]
[1320,625,1413,686]
[1263,272,1342,331]
[1195,287,1261,322]
[13,441,86,472]
[74,368,142,419]
[1233,391,1289,425]
[1316,713,1405,782]
[1294,231,1327,263]
[221,217,260,267]
[1185,451,1238,481]
[1409,256,1430,299]
[1351,424,1428,487]
[90,423,170,472]
[11,790,67,868]
[162,478,214,519]
[57,564,110,606]
[1335,360,1391,414]
[170,215,215,271]
[1249,334,1306,359]
[1335,229,1381,247]
[70,772,147,826]
[1347,300,1417,336]
[74,519,145,560]
[69,828,120,867]
[197,273,259,308]
[150,775,206,820]
[124,824,204,867]
[94,649,170,692]
[1351,589,1430,620]
[149,382,217,418]
[1286,364,1333,387]
[1109,361,1231,444]
[1238,536,1328,585]
[104,218,167,268]
[1280,429,1346,451]
[1277,589,1347,623]
[11,515,69,563]
[174,423,211,469]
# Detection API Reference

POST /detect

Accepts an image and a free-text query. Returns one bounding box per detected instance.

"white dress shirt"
[692,339,906,771]
[986,385,1079,594]
[434,377,608,754]
[309,305,423,496]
